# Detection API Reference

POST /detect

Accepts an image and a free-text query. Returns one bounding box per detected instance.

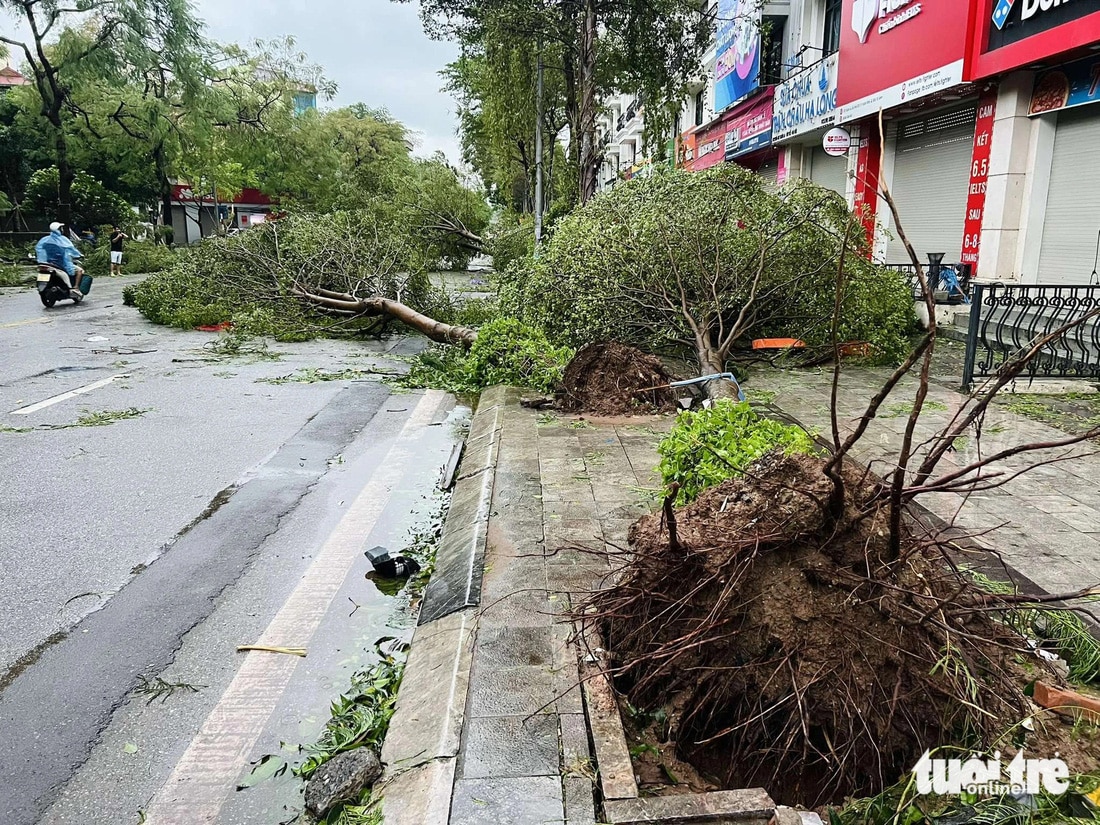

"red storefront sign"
[837,0,974,122]
[961,87,997,272]
[691,113,734,171]
[972,0,1100,79]
[852,126,882,251]
[171,185,273,205]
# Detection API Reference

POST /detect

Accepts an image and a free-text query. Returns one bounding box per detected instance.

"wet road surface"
[0,277,461,823]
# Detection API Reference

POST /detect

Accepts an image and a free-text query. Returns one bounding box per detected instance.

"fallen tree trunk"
[293,285,478,347]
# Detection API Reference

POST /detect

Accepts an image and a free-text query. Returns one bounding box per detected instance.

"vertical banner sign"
[962,88,998,273]
[714,0,761,112]
[853,127,882,252]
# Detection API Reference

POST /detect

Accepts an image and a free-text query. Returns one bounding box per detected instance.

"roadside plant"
[657,400,818,505]
[295,641,406,779]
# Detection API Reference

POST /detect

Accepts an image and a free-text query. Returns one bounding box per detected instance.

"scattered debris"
[236,645,307,657]
[134,675,205,705]
[365,545,421,579]
[303,747,382,817]
[440,442,464,490]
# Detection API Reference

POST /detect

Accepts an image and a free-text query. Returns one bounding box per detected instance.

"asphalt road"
[0,276,462,824]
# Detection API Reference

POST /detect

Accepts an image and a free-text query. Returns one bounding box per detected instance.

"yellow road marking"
[0,317,51,329]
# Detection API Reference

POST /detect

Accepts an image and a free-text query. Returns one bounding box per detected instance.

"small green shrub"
[0,264,29,287]
[401,317,573,394]
[658,400,819,505]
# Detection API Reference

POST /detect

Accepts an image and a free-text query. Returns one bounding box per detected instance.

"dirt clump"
[586,452,1091,808]
[556,341,679,416]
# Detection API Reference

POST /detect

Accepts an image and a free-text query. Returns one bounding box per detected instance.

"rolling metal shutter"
[757,158,779,193]
[809,146,848,197]
[886,105,976,265]
[1037,107,1100,285]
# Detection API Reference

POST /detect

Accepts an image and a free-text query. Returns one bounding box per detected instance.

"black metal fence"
[884,262,973,301]
[961,282,1100,390]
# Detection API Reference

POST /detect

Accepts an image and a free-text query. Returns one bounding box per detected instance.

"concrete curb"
[377,386,512,825]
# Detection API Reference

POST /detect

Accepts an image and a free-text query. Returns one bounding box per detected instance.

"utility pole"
[534,36,544,253]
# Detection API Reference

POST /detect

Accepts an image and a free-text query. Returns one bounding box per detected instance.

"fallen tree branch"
[291,285,478,347]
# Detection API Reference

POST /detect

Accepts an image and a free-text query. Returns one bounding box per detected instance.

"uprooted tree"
[497,165,917,395]
[577,159,1100,811]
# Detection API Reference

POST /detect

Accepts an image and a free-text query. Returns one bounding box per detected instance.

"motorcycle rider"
[35,222,85,301]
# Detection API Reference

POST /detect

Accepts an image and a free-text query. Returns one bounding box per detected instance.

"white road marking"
[142,390,449,825]
[10,373,130,415]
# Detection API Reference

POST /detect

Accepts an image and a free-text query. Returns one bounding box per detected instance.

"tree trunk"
[52,117,74,228]
[153,142,174,243]
[293,287,478,347]
[696,337,740,401]
[577,0,599,204]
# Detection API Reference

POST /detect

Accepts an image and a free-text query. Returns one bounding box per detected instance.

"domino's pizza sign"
[988,0,1098,48]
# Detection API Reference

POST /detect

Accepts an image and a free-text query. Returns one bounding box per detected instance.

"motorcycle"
[37,264,92,308]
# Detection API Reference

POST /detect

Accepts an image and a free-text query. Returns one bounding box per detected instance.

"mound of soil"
[556,341,678,416]
[589,453,1096,808]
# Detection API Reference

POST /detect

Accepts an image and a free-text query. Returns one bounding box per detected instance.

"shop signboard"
[714,0,761,112]
[972,0,1100,78]
[724,90,775,160]
[691,115,732,171]
[1028,54,1100,115]
[989,0,1100,49]
[837,0,971,122]
[853,130,881,249]
[823,127,852,155]
[773,53,839,141]
[677,131,697,169]
[961,88,998,271]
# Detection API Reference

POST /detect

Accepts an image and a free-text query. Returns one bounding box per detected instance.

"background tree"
[0,0,206,226]
[412,0,712,204]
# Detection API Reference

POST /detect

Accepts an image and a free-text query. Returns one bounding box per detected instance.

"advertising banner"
[692,115,732,171]
[837,0,971,122]
[724,90,775,160]
[773,53,839,141]
[1029,54,1100,115]
[961,88,997,271]
[715,0,761,112]
[853,129,881,249]
[678,131,698,169]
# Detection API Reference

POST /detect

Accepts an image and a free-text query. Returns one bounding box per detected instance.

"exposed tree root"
[583,452,1057,807]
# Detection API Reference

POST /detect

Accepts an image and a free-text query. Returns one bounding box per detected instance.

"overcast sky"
[192,0,462,161]
[2,1,463,163]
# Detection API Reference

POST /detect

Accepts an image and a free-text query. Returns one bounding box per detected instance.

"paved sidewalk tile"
[460,714,561,778]
[753,367,1100,596]
[451,776,564,825]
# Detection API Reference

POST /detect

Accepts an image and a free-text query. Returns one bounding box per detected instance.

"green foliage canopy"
[499,166,917,368]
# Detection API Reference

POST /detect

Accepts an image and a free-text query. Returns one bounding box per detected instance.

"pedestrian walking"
[109,225,128,275]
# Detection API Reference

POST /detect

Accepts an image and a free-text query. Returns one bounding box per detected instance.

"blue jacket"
[35,229,83,277]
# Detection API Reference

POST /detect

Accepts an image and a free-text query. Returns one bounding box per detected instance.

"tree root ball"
[588,453,1047,808]
[556,341,679,416]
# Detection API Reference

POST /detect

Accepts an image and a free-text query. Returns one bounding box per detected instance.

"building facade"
[597,0,1100,285]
